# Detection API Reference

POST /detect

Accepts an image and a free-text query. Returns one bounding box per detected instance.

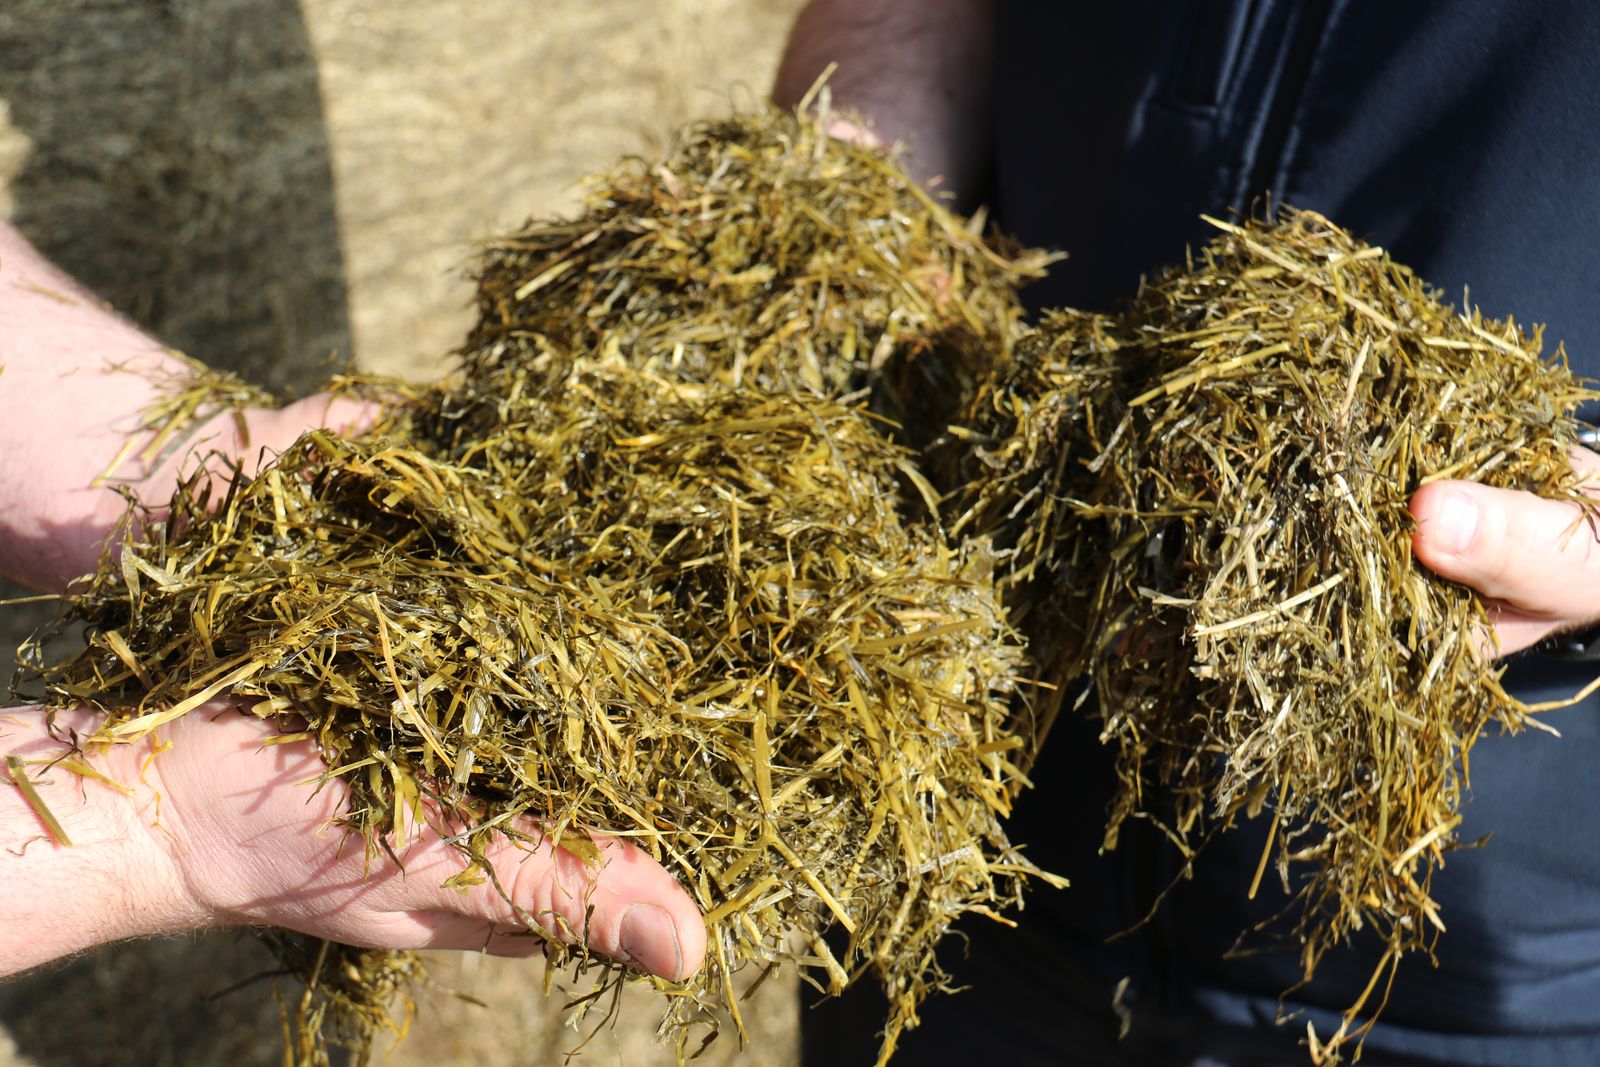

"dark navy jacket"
[804,5,1600,1066]
[987,3,1600,1065]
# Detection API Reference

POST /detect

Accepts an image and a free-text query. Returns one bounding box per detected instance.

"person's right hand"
[153,705,704,977]
[1411,446,1600,657]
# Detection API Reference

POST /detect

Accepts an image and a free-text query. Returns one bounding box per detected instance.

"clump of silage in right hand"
[950,209,1596,1062]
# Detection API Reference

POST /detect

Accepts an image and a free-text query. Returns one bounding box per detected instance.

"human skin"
[772,0,994,206]
[1410,449,1600,655]
[774,0,1600,657]
[0,219,704,982]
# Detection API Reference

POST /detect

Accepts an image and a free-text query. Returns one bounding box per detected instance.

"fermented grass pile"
[952,209,1595,1060]
[22,106,1052,1067]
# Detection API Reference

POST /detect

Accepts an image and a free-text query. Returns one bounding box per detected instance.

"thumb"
[1410,478,1600,623]
[385,824,706,982]
[161,393,383,494]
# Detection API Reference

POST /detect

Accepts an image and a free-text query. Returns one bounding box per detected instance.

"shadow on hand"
[1,2,350,1064]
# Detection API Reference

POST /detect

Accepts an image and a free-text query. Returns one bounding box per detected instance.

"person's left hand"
[0,217,384,594]
[0,702,705,981]
[147,706,703,977]
[1410,447,1600,656]
[1,391,381,594]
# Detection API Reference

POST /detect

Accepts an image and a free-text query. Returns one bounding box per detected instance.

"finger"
[275,393,384,437]
[241,394,384,464]
[1410,479,1600,623]
[168,394,383,490]
[1453,600,1567,660]
[1480,603,1562,657]
[389,828,706,982]
[822,116,883,148]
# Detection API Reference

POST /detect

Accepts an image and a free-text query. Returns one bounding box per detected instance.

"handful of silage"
[22,106,1052,1067]
[459,101,1050,445]
[953,209,1595,1059]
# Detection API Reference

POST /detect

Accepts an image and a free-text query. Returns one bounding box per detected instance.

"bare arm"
[0,706,202,972]
[773,0,994,205]
[0,220,371,591]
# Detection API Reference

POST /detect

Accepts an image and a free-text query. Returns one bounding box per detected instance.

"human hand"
[1,388,381,595]
[772,0,995,203]
[1410,447,1600,656]
[0,704,705,981]
[0,219,384,593]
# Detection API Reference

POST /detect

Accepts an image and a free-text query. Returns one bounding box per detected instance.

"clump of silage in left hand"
[947,208,1597,1062]
[942,308,1133,754]
[28,355,1049,1067]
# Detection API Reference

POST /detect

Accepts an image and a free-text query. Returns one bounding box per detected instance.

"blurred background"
[0,1,808,1063]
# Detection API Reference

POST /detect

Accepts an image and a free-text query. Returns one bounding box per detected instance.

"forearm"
[773,0,994,203]
[0,706,204,977]
[0,222,203,590]
[0,222,373,592]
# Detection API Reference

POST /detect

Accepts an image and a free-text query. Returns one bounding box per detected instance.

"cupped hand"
[0,215,392,594]
[1410,447,1600,657]
[133,706,705,980]
[2,389,383,595]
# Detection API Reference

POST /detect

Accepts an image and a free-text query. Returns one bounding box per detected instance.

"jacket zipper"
[1242,0,1335,205]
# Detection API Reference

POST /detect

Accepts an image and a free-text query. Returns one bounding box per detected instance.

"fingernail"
[1432,489,1481,555]
[619,903,684,981]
